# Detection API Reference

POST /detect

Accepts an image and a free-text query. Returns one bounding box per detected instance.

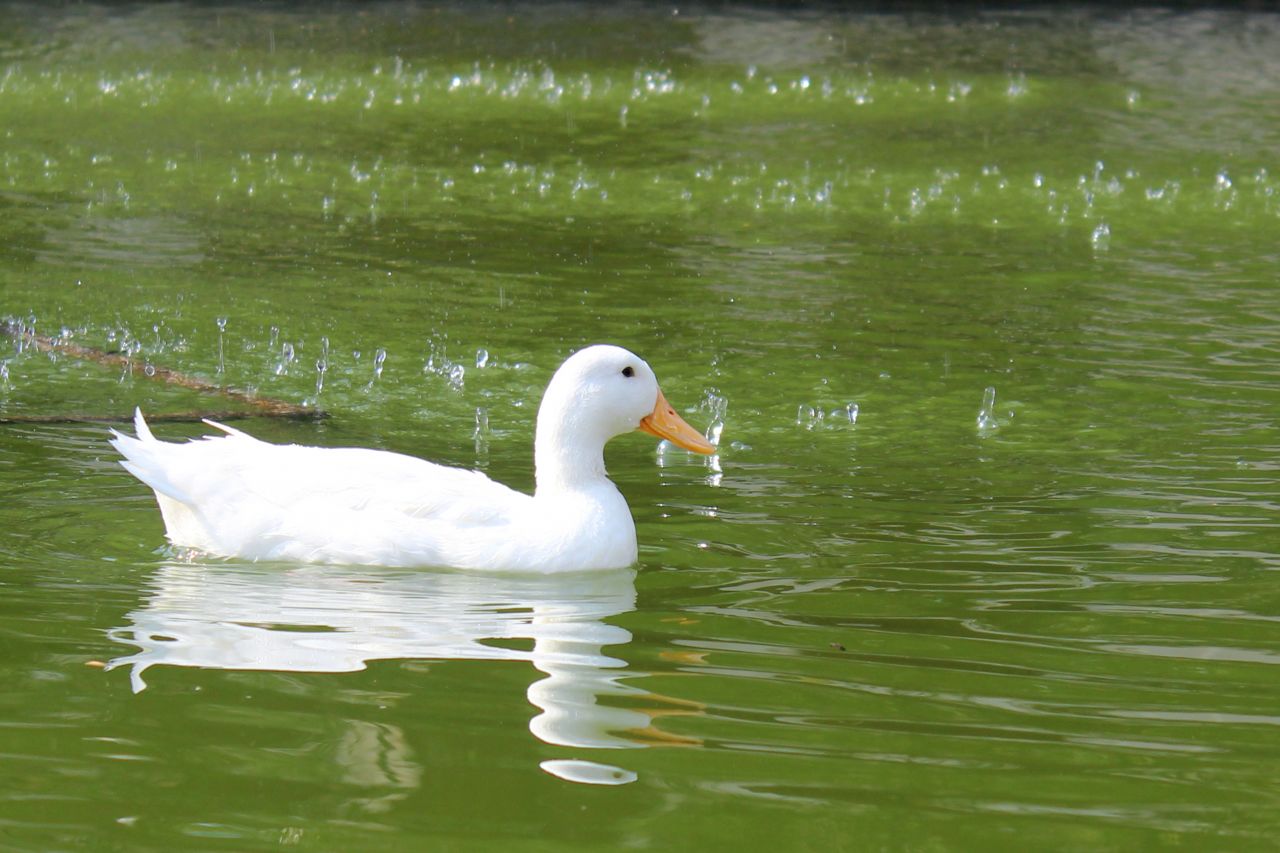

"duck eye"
[621,366,635,378]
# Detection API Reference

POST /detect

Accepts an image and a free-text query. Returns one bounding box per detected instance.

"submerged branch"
[0,410,318,424]
[1,322,326,422]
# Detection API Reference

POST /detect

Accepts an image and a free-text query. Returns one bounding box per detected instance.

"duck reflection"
[107,562,699,785]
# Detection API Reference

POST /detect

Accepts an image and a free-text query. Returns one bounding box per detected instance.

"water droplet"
[373,347,387,380]
[472,407,491,458]
[448,363,465,390]
[977,386,999,433]
[706,420,724,446]
[705,450,722,487]
[275,341,295,376]
[475,348,489,368]
[216,317,227,375]
[696,390,727,446]
[314,336,329,395]
[796,404,823,430]
[1091,222,1111,251]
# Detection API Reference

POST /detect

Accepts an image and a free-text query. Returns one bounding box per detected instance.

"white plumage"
[110,344,715,572]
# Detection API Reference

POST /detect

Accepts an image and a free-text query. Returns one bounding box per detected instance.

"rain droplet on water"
[977,386,999,433]
[475,348,489,368]
[655,439,670,465]
[315,336,329,395]
[705,450,723,487]
[474,407,490,455]
[700,389,727,447]
[797,404,824,430]
[1090,222,1111,251]
[275,341,295,376]
[706,419,724,447]
[216,317,227,375]
[448,363,465,390]
[373,347,387,380]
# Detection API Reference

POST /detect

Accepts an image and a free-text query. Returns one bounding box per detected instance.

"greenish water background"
[2,3,1279,850]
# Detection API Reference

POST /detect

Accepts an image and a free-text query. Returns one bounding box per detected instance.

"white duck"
[110,344,715,572]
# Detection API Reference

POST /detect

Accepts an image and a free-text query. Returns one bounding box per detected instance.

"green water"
[3,3,1280,849]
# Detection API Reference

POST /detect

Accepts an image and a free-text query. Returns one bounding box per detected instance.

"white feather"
[110,345,706,572]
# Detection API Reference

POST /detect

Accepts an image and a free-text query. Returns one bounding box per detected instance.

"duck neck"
[533,412,612,497]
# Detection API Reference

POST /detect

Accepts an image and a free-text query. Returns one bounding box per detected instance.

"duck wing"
[111,410,531,563]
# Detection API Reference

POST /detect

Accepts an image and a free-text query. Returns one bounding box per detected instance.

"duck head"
[535,345,715,491]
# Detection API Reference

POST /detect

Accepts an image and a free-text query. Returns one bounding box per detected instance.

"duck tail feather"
[133,407,155,441]
[201,418,247,437]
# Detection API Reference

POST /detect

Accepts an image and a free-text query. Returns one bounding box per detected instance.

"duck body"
[110,345,714,573]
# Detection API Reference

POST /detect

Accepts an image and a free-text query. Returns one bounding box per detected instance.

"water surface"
[2,3,1280,850]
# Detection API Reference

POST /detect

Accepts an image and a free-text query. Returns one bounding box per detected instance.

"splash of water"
[216,316,227,375]
[315,336,329,395]
[423,341,465,391]
[700,389,727,447]
[977,386,999,433]
[1091,222,1111,251]
[705,450,723,488]
[275,341,295,376]
[474,406,490,457]
[797,404,823,430]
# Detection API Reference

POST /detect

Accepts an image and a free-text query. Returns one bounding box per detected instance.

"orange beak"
[639,389,717,454]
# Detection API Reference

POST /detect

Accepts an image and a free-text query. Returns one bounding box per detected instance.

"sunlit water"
[3,3,1280,850]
